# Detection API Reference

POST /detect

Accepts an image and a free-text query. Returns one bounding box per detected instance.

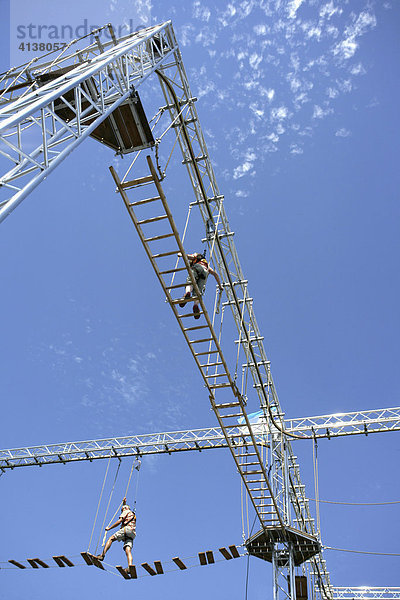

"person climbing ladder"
[178,251,223,319]
[95,497,136,572]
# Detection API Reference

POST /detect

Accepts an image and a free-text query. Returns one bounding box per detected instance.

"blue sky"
[0,0,399,598]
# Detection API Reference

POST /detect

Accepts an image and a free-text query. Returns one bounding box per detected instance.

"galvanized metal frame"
[332,590,400,600]
[2,405,398,471]
[0,22,176,222]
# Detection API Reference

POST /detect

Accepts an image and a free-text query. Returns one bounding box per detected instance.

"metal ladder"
[110,156,284,529]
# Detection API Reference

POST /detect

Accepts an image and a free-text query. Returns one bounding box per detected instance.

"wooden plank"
[206,551,215,564]
[172,557,187,570]
[228,545,240,558]
[116,565,131,579]
[27,558,49,569]
[89,554,105,570]
[154,560,164,574]
[53,555,74,567]
[219,547,233,560]
[141,562,156,576]
[80,552,93,566]
[8,559,26,569]
[198,552,207,566]
[128,565,138,579]
[121,175,154,188]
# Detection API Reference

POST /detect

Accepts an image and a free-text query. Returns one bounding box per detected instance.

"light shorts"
[186,264,208,296]
[113,526,136,549]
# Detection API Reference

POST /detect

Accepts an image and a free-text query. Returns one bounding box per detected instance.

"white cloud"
[290,143,303,154]
[254,24,267,35]
[335,128,351,137]
[271,106,289,121]
[287,0,305,19]
[193,1,211,22]
[312,105,333,119]
[249,52,263,69]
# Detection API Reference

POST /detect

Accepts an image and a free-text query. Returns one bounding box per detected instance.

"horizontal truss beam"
[1,406,398,470]
[332,589,400,600]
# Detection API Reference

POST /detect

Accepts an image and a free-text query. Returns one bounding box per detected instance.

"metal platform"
[37,70,154,154]
[246,526,321,566]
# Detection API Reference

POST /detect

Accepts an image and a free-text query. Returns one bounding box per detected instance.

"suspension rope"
[101,457,141,548]
[309,498,400,506]
[168,203,193,292]
[312,435,321,540]
[324,545,400,557]
[233,285,249,383]
[87,451,113,552]
[96,459,121,553]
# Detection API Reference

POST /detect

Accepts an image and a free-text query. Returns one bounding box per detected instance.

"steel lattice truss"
[1,22,398,600]
[2,405,397,471]
[286,407,400,438]
[332,589,400,600]
[0,22,176,222]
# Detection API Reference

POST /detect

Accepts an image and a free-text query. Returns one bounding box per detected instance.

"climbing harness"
[101,458,142,548]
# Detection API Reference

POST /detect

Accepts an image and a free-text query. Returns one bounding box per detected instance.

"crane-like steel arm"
[0,22,176,222]
[286,406,400,438]
[332,589,400,600]
[1,406,398,471]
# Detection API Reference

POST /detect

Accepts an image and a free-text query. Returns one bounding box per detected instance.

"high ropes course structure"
[0,20,399,600]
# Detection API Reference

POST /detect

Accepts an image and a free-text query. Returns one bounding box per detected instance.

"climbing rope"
[101,458,141,548]
[87,450,113,552]
[96,459,122,553]
[312,435,321,541]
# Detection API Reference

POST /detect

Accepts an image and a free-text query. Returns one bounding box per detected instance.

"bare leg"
[124,545,133,566]
[97,535,114,560]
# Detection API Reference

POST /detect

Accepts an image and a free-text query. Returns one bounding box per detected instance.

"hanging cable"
[100,457,141,547]
[87,451,113,552]
[324,545,400,557]
[309,498,400,506]
[168,203,193,293]
[312,434,321,541]
[96,458,122,553]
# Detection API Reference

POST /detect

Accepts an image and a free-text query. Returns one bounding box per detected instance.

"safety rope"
[323,545,400,556]
[310,498,400,506]
[87,450,113,552]
[96,459,121,553]
[312,435,321,540]
[101,458,141,547]
[233,285,249,383]
[168,204,193,292]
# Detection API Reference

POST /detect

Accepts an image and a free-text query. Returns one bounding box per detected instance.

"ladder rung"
[122,175,154,188]
[183,325,208,332]
[209,384,233,389]
[129,195,161,206]
[144,233,174,242]
[200,361,223,368]
[243,470,264,475]
[214,402,241,409]
[165,283,188,290]
[152,251,178,258]
[171,296,200,305]
[219,412,242,418]
[189,338,213,344]
[160,267,187,275]
[241,461,262,466]
[204,372,228,379]
[137,215,168,225]
[194,350,219,356]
